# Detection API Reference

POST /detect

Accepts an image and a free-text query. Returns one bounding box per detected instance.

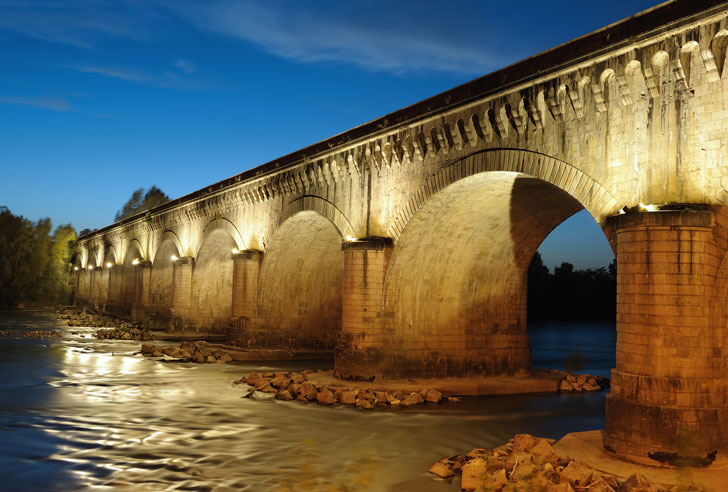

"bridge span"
[76,0,728,468]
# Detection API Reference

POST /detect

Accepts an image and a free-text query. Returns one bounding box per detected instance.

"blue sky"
[0,0,661,270]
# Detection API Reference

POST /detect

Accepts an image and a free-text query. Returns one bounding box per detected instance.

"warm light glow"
[88,265,94,270]
[132,258,140,265]
[106,262,112,268]
[618,208,626,215]
[232,248,239,254]
[171,255,178,261]
[639,203,658,212]
[74,266,79,271]
[345,235,354,242]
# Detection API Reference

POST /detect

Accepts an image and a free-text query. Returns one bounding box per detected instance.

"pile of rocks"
[57,307,138,330]
[95,327,152,341]
[0,329,63,339]
[235,370,461,408]
[428,433,692,491]
[558,372,609,392]
[141,341,233,363]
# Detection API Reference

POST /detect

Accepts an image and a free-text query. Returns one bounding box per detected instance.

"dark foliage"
[528,252,616,321]
[114,186,169,222]
[0,206,77,308]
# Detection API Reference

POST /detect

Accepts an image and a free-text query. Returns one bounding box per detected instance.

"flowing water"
[0,311,615,492]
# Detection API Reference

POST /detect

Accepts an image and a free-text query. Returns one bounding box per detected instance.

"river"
[0,311,615,491]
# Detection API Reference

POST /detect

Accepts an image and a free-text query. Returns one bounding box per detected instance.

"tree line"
[0,207,77,308]
[528,252,616,321]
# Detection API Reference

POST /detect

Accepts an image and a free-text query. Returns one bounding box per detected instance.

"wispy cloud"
[174,59,197,74]
[162,1,506,75]
[70,64,212,90]
[0,96,71,111]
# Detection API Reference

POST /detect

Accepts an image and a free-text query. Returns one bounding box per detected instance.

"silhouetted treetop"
[115,186,170,222]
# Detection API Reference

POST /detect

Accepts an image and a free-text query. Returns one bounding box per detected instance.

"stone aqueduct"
[76,0,728,468]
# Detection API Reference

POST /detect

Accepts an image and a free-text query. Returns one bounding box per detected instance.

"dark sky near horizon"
[0,0,662,270]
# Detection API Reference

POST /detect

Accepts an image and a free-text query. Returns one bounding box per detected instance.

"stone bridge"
[75,0,728,468]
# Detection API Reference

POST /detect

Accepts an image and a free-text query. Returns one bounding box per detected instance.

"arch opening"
[379,171,603,378]
[149,239,181,320]
[249,210,344,349]
[191,229,236,332]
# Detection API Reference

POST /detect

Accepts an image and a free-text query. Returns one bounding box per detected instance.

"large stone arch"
[387,149,618,242]
[149,235,181,316]
[151,231,182,264]
[249,210,345,349]
[120,240,144,307]
[264,195,355,249]
[191,228,237,332]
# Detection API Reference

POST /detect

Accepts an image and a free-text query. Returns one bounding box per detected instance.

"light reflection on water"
[0,311,614,491]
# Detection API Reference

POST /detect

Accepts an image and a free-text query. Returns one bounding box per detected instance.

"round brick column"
[604,209,728,468]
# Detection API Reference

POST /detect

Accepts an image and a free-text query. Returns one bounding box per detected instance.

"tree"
[0,207,77,308]
[114,186,170,222]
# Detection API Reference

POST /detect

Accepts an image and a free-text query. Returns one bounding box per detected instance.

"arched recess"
[103,245,118,266]
[197,218,244,257]
[151,231,182,264]
[377,149,615,378]
[121,240,144,307]
[149,235,181,315]
[264,195,355,248]
[252,210,345,349]
[191,228,237,331]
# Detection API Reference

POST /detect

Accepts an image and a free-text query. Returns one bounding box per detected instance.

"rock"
[547,483,575,492]
[441,455,468,471]
[460,458,487,490]
[152,350,164,357]
[560,461,594,487]
[401,392,425,407]
[355,398,373,409]
[566,374,576,383]
[179,350,192,359]
[300,382,318,401]
[275,390,293,401]
[560,379,574,391]
[589,478,617,492]
[162,346,178,357]
[483,468,508,489]
[260,383,278,393]
[466,448,489,459]
[194,353,205,363]
[425,388,442,403]
[577,374,588,385]
[295,394,307,402]
[511,460,539,480]
[529,438,561,465]
[270,375,289,389]
[447,396,462,402]
[206,355,216,363]
[618,473,658,492]
[141,344,156,354]
[587,377,597,385]
[373,391,387,403]
[291,373,306,384]
[512,434,539,452]
[316,388,336,405]
[385,392,397,403]
[427,461,454,478]
[340,390,357,405]
[219,353,232,363]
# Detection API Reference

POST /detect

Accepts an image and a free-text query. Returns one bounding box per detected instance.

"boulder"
[206,355,216,363]
[547,483,575,492]
[425,388,443,403]
[512,434,539,452]
[260,383,278,393]
[618,473,657,492]
[340,390,357,405]
[447,396,462,402]
[219,353,232,363]
[141,344,156,354]
[460,458,487,490]
[291,373,306,384]
[355,398,373,409]
[560,461,594,487]
[401,392,425,407]
[511,460,539,481]
[316,388,336,405]
[482,468,508,489]
[589,478,616,492]
[152,350,164,357]
[466,448,490,459]
[560,379,574,391]
[427,461,454,478]
[374,391,387,403]
[275,390,293,401]
[300,382,318,401]
[529,438,561,465]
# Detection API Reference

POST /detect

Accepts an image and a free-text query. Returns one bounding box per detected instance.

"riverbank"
[427,433,706,491]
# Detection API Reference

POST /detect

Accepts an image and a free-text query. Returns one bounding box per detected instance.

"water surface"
[0,311,615,491]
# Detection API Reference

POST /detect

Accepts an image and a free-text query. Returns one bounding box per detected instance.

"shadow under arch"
[151,231,182,264]
[373,150,616,378]
[148,233,183,320]
[249,209,345,349]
